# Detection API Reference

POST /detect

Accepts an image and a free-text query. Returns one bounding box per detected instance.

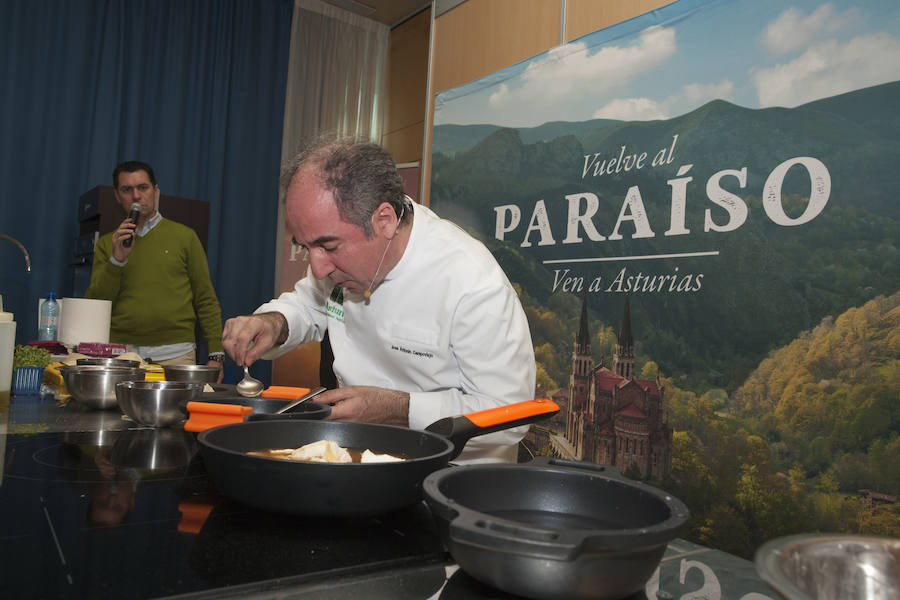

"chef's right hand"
[222,312,288,366]
[111,217,138,262]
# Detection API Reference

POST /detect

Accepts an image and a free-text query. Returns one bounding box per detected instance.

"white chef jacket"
[257,202,537,463]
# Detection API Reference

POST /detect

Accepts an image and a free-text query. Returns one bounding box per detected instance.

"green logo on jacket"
[326,287,345,323]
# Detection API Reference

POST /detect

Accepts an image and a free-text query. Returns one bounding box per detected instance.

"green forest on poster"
[430,0,900,557]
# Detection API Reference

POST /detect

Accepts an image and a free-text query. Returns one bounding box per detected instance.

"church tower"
[549,293,672,481]
[613,296,635,379]
[566,295,593,445]
[573,295,592,383]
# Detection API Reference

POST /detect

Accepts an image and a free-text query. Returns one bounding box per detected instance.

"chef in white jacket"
[222,139,536,463]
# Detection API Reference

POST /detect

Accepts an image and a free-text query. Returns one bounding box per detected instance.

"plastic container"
[38,293,59,341]
[12,366,44,396]
[0,295,16,398]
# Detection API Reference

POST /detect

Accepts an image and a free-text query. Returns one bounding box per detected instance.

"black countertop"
[0,392,779,600]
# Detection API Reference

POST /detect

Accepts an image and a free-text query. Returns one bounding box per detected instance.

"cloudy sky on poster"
[434,0,900,127]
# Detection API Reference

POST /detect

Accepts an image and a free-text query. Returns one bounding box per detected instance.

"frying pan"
[197,398,558,516]
[423,458,689,600]
[188,389,332,421]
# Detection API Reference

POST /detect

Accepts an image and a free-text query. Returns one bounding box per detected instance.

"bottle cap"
[47,292,56,300]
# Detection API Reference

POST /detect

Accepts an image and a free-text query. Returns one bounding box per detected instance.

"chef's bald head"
[282,137,406,237]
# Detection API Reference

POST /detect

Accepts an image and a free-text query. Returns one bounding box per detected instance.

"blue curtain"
[0,0,293,383]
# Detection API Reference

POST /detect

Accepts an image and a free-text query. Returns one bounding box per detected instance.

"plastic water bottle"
[38,292,59,341]
[0,295,16,396]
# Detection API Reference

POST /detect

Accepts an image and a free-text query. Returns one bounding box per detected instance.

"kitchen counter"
[0,392,780,600]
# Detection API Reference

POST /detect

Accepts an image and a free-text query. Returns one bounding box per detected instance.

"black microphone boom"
[123,202,141,247]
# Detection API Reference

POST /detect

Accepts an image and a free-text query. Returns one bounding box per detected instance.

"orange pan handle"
[184,401,253,432]
[424,398,559,459]
[466,398,559,428]
[261,386,311,400]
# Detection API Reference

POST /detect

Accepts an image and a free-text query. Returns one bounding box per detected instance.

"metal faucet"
[0,235,32,272]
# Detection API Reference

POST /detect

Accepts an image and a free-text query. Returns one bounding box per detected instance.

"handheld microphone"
[123,202,141,247]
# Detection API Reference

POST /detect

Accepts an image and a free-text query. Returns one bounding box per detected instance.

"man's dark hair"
[281,136,407,238]
[113,161,157,189]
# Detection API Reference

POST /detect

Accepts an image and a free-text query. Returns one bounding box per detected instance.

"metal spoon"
[236,365,264,397]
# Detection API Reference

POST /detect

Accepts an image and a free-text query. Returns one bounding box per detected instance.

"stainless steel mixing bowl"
[163,364,220,384]
[755,533,900,600]
[59,365,147,409]
[116,380,203,427]
[76,357,141,368]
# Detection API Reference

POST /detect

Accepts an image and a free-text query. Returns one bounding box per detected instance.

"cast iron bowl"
[59,365,147,409]
[423,458,689,600]
[163,364,219,384]
[116,380,203,427]
[754,533,900,600]
[76,357,141,368]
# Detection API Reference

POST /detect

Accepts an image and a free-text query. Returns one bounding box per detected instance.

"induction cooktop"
[0,429,450,599]
[0,390,663,600]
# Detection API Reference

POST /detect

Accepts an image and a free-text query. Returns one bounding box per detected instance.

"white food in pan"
[360,449,404,463]
[290,440,352,463]
[256,440,405,463]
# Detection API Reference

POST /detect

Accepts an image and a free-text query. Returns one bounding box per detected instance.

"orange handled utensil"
[185,401,253,432]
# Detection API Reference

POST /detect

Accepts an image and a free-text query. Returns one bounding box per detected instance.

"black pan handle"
[425,398,559,459]
[528,456,626,479]
[447,507,586,561]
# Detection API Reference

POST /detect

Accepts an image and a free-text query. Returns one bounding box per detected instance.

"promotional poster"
[431,0,900,558]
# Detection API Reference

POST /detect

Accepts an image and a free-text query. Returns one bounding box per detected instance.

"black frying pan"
[197,399,558,516]
[423,458,689,600]
[187,391,331,421]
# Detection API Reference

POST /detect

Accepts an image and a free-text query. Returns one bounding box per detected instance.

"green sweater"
[85,218,223,352]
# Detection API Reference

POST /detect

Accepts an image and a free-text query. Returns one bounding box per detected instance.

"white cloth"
[130,342,195,363]
[257,202,537,463]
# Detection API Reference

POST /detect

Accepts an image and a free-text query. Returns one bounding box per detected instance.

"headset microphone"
[363,200,407,302]
[123,202,141,247]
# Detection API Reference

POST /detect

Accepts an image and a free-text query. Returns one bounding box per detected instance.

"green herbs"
[13,345,52,369]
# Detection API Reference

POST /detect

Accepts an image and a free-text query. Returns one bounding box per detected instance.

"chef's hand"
[111,216,138,262]
[316,386,409,427]
[221,312,288,366]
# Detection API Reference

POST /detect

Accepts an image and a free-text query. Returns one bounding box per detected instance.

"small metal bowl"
[59,365,147,409]
[77,357,142,368]
[755,533,900,600]
[163,364,220,384]
[116,380,203,427]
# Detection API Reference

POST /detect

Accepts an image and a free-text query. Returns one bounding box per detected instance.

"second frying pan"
[197,399,558,516]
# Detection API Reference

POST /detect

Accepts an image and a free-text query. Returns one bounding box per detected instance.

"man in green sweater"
[86,161,224,380]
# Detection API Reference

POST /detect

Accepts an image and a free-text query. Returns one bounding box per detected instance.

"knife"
[273,386,327,414]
